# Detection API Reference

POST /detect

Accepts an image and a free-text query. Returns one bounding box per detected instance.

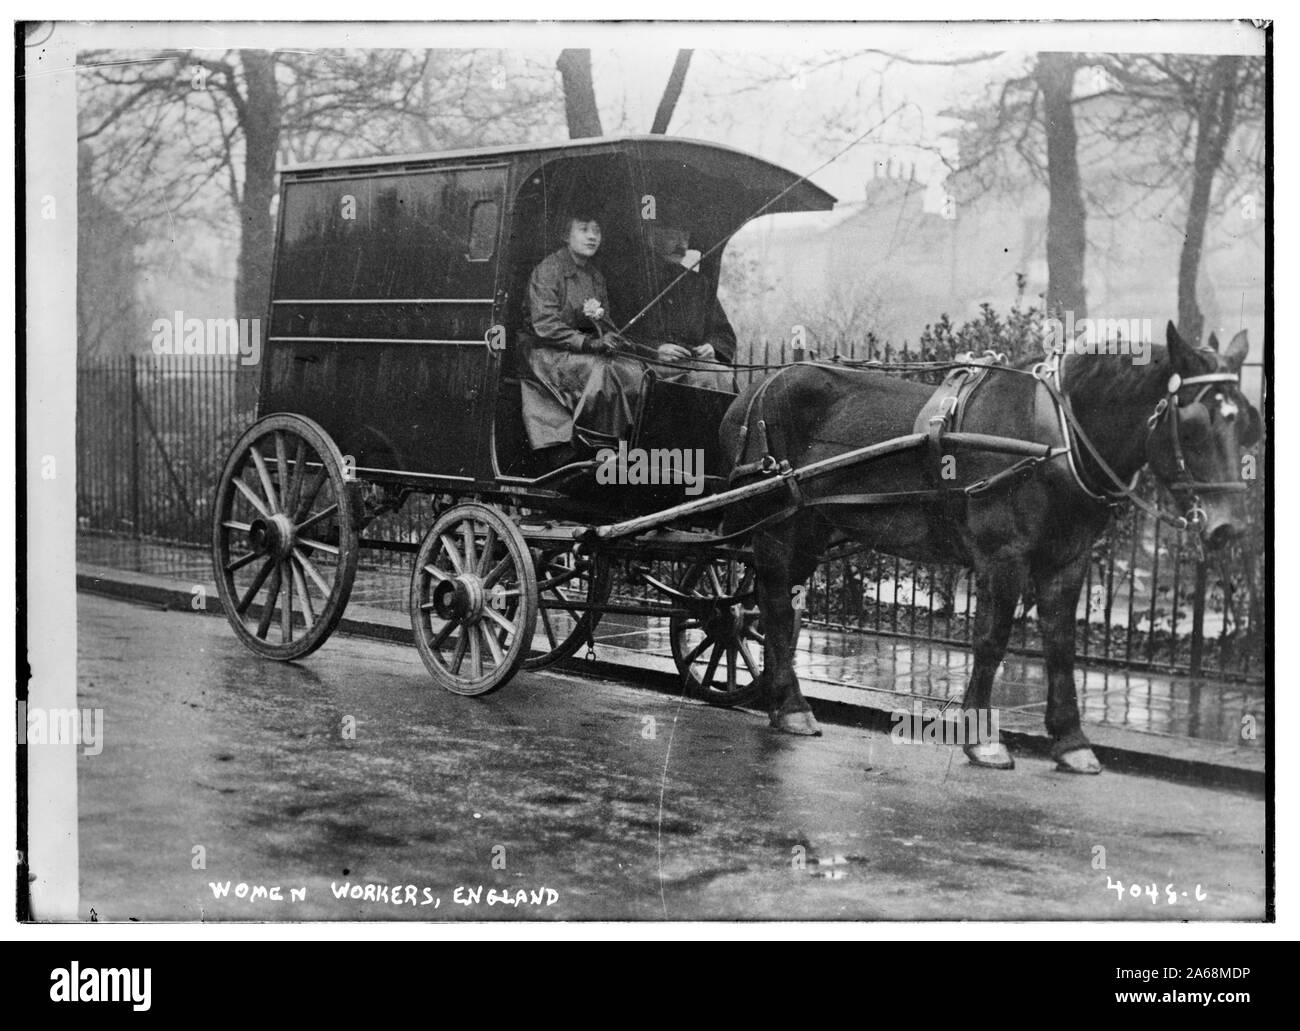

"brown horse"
[719,323,1259,772]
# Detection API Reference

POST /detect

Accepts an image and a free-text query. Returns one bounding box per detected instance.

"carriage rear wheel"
[212,413,359,660]
[669,557,764,708]
[410,503,538,696]
[523,546,612,671]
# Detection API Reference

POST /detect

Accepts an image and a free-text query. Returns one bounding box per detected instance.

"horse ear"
[1166,321,1198,373]
[1207,331,1220,352]
[1223,329,1249,372]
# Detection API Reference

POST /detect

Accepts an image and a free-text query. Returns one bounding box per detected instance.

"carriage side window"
[466,200,499,262]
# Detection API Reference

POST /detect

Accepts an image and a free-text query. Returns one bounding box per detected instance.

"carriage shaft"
[578,431,929,542]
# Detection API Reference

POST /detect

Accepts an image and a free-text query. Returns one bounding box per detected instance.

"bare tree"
[650,50,693,133]
[78,48,562,400]
[1095,54,1262,344]
[1035,53,1088,318]
[556,49,603,137]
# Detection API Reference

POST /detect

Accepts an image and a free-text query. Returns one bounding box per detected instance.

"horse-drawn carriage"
[212,135,835,702]
[213,134,1258,773]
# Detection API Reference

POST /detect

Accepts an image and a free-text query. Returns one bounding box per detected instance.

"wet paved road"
[76,593,1266,921]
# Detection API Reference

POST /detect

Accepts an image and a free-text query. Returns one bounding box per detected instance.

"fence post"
[1190,556,1208,676]
[129,354,140,538]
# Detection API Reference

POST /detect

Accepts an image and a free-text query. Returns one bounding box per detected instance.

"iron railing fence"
[76,349,1265,682]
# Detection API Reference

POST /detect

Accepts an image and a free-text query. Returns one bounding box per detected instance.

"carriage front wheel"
[410,503,538,696]
[669,557,764,708]
[212,413,360,660]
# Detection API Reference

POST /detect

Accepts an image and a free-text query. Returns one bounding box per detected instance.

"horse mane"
[1059,343,1219,408]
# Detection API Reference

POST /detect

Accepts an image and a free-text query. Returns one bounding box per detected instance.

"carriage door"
[265,164,507,479]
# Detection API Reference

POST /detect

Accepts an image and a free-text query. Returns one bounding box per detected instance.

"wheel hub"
[702,601,748,645]
[433,574,486,623]
[247,513,296,561]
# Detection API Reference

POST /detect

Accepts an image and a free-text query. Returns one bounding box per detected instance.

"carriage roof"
[278,135,837,216]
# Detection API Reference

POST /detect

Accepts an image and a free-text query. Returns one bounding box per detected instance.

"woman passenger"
[517,209,645,458]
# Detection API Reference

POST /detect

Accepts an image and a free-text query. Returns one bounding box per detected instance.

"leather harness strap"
[723,354,1057,543]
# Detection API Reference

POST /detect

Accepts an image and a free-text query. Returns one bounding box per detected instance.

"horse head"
[1146,322,1260,551]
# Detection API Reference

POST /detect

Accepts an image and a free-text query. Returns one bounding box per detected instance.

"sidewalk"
[75,533,1265,790]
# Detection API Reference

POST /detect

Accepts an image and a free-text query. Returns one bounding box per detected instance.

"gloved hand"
[657,343,691,362]
[580,335,613,356]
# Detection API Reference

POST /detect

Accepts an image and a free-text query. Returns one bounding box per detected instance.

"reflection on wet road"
[77,593,1265,921]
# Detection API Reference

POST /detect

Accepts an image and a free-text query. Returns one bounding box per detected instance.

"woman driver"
[517,208,645,457]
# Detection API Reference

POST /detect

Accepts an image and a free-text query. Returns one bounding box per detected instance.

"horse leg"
[1033,554,1102,774]
[753,527,822,737]
[961,558,1027,769]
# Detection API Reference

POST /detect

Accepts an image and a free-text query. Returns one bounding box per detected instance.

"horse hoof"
[963,742,1015,770]
[770,710,822,736]
[1055,748,1102,775]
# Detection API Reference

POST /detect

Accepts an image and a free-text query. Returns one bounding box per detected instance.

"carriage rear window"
[466,200,498,261]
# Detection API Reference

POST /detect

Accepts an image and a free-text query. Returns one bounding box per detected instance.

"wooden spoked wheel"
[524,546,611,671]
[669,557,764,708]
[409,503,538,696]
[212,413,359,660]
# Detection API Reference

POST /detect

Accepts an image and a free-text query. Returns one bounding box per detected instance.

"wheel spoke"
[726,648,737,691]
[468,625,482,678]
[544,585,581,622]
[222,519,252,532]
[738,640,761,678]
[281,561,293,643]
[701,643,723,687]
[539,609,559,649]
[682,635,711,667]
[236,559,275,614]
[293,468,327,522]
[449,630,469,674]
[482,554,511,589]
[298,536,339,556]
[233,476,272,519]
[422,563,449,582]
[295,503,338,536]
[440,534,465,574]
[483,604,516,634]
[293,547,333,598]
[477,525,496,576]
[291,558,315,628]
[257,565,283,639]
[274,432,290,511]
[225,550,261,574]
[428,619,455,651]
[250,445,281,514]
[286,437,306,515]
[462,521,478,574]
[479,623,504,666]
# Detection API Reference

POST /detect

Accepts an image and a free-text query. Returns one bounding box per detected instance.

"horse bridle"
[1036,351,1247,531]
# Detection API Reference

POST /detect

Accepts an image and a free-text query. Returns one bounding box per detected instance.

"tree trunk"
[1178,56,1241,346]
[556,49,602,138]
[234,50,281,410]
[650,50,693,134]
[1036,53,1087,320]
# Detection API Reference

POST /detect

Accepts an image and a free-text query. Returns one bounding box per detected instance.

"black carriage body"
[258,136,835,502]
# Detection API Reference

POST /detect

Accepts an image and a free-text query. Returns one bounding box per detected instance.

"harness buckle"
[1146,397,1168,429]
